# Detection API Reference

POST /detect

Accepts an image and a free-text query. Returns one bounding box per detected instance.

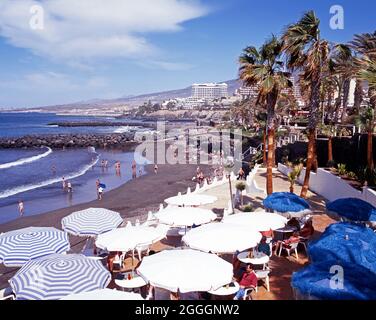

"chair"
[255,269,271,292]
[142,211,158,227]
[242,286,256,300]
[0,287,15,300]
[134,243,151,261]
[278,241,299,261]
[298,236,310,254]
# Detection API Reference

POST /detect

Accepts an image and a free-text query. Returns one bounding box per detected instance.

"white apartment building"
[191,83,228,100]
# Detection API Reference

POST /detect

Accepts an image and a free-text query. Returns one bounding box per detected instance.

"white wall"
[278,163,376,206]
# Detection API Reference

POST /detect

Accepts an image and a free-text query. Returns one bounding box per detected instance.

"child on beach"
[98,186,104,200]
[18,200,24,217]
[154,164,158,174]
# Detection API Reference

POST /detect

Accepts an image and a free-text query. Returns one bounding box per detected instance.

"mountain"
[4,79,242,113]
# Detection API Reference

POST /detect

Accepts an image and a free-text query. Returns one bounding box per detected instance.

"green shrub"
[236,181,246,191]
[337,164,347,176]
[242,204,253,212]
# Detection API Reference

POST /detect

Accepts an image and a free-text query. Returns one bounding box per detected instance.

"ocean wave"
[114,126,130,134]
[0,154,99,199]
[0,147,53,170]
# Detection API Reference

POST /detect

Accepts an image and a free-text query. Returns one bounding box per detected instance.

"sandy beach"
[0,162,213,288]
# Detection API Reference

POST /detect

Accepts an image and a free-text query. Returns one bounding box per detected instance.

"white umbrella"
[155,207,217,227]
[62,208,123,237]
[182,223,262,254]
[165,194,217,206]
[60,288,144,300]
[95,225,167,252]
[222,211,287,231]
[137,249,233,293]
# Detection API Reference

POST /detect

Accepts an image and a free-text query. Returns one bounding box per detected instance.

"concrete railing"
[277,163,376,206]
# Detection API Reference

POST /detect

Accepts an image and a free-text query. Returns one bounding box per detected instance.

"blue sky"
[0,0,374,108]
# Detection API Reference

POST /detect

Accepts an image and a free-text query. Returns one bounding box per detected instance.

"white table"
[208,282,239,296]
[115,272,147,291]
[237,251,270,268]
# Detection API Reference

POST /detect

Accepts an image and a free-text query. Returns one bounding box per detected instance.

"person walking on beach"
[132,160,137,179]
[154,164,158,174]
[98,186,104,200]
[18,200,24,217]
[67,181,73,193]
[62,177,67,190]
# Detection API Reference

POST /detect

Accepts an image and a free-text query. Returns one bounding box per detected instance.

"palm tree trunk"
[262,127,267,166]
[354,79,363,113]
[301,129,316,198]
[301,77,321,198]
[266,128,275,195]
[367,131,374,170]
[328,136,333,162]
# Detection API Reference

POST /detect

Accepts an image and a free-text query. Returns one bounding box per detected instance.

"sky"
[0,0,374,109]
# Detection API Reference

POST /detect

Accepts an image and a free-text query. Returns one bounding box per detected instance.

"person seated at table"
[256,236,271,256]
[233,264,258,300]
[261,228,274,241]
[287,217,301,231]
[299,219,315,238]
[107,251,121,273]
[274,232,300,255]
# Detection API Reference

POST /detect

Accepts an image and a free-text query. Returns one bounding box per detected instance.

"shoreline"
[0,163,211,233]
[0,163,212,289]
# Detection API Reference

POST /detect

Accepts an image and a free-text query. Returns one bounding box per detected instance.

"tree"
[351,31,376,169]
[320,124,336,165]
[283,11,330,198]
[239,36,292,194]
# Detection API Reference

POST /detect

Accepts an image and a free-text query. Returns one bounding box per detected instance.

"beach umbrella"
[292,261,376,300]
[60,288,144,300]
[308,222,376,269]
[326,198,376,222]
[62,208,123,237]
[164,194,217,207]
[9,254,111,300]
[0,227,70,267]
[182,223,262,254]
[263,192,311,216]
[290,222,376,300]
[222,211,287,231]
[155,207,217,227]
[137,249,233,293]
[95,225,167,252]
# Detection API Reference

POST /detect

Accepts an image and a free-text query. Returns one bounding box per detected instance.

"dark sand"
[0,163,212,289]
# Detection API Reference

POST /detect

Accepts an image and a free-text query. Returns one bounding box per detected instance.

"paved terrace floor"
[142,168,336,300]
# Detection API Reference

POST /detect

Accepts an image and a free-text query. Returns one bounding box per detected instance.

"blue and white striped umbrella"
[9,254,112,300]
[62,208,123,237]
[0,227,70,267]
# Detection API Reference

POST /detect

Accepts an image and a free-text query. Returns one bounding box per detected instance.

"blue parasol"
[263,192,310,213]
[291,222,376,300]
[326,198,376,222]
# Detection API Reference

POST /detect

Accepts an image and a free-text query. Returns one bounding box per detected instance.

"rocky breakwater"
[0,132,138,149]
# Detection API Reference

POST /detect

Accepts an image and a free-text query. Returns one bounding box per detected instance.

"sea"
[0,112,149,224]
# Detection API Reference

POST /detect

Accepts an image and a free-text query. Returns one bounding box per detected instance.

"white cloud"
[0,0,208,64]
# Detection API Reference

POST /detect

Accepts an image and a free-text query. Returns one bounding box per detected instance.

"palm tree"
[350,31,376,169]
[283,11,330,198]
[320,124,336,165]
[239,36,292,194]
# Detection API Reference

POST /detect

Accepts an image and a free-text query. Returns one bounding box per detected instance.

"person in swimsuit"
[18,200,24,217]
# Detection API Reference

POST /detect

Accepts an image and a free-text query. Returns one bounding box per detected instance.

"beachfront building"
[192,83,228,100]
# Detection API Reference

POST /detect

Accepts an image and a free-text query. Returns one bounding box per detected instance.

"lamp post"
[224,157,235,213]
